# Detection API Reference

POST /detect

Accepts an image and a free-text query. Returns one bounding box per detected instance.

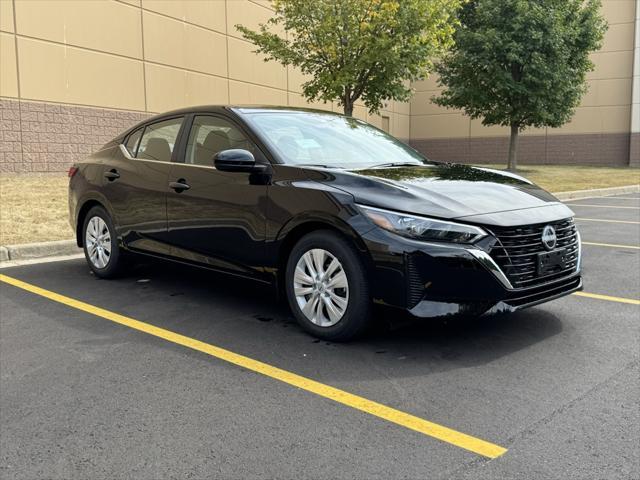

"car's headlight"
[358,205,487,244]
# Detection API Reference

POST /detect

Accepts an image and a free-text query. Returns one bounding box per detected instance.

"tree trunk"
[508,123,519,171]
[343,87,353,116]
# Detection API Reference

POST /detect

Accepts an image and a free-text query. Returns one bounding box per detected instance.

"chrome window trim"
[173,161,216,169]
[118,144,173,165]
[119,144,264,172]
[171,161,220,170]
[169,159,270,172]
[119,143,134,160]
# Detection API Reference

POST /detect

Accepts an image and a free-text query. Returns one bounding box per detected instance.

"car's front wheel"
[82,206,124,278]
[285,230,371,341]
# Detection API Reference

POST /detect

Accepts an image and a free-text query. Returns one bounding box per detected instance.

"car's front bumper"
[361,227,583,319]
[408,274,582,318]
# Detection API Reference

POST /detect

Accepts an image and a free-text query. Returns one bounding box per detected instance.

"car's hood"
[313,163,574,225]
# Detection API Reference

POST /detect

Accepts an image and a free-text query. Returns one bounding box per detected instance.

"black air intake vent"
[406,257,425,308]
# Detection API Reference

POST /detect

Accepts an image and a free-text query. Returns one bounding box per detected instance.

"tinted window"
[186,116,256,166]
[124,127,143,155]
[137,117,183,162]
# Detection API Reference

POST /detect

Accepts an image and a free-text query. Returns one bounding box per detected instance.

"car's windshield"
[242,111,428,169]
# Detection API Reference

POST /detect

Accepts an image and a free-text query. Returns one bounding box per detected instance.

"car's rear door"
[104,116,185,255]
[165,114,270,279]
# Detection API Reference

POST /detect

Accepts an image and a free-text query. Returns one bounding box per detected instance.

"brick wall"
[410,132,636,166]
[631,133,640,167]
[0,98,149,173]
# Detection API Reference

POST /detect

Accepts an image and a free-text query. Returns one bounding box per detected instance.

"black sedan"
[69,106,582,340]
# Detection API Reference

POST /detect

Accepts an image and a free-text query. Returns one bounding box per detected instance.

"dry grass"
[0,174,72,245]
[476,164,640,193]
[1,165,639,245]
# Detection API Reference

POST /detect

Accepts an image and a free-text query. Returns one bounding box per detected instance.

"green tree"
[237,0,460,116]
[433,0,607,170]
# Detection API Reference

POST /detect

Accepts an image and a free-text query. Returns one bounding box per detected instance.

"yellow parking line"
[582,241,640,250]
[0,273,507,459]
[566,204,639,210]
[573,291,640,305]
[575,218,640,225]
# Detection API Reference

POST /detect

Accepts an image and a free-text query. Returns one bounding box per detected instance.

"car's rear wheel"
[82,206,124,278]
[285,230,371,341]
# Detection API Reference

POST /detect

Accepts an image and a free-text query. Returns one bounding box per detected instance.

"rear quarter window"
[137,118,183,162]
[124,127,143,156]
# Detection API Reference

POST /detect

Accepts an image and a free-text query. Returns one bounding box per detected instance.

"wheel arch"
[75,199,106,247]
[275,214,374,289]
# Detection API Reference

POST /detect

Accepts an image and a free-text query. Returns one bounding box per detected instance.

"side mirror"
[214,149,263,173]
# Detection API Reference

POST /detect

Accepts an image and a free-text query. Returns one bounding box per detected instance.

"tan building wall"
[410,0,639,166]
[0,0,637,172]
[0,0,410,172]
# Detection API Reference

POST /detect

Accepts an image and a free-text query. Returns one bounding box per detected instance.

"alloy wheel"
[85,216,111,269]
[293,248,349,327]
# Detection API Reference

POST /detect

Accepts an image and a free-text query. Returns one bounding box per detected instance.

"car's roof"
[116,105,344,142]
[155,104,342,118]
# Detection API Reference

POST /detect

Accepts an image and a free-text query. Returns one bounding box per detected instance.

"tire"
[82,206,125,278]
[285,230,371,341]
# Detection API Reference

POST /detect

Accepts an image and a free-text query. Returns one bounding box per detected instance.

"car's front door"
[103,116,184,255]
[166,114,270,278]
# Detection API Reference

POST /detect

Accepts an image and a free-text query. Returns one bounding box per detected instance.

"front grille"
[488,218,579,289]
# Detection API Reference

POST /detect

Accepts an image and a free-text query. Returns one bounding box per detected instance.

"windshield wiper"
[296,163,342,169]
[368,162,424,168]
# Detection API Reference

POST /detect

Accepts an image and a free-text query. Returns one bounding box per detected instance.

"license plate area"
[537,249,566,275]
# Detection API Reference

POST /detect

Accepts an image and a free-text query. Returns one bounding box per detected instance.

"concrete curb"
[553,184,640,201]
[0,239,79,263]
[0,184,638,264]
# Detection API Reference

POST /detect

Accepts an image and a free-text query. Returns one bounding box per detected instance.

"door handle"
[104,169,120,181]
[169,179,190,192]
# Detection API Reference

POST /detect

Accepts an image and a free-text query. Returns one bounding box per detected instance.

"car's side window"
[124,127,143,156]
[136,117,183,163]
[185,116,256,167]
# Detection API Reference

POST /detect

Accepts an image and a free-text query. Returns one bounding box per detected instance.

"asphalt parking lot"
[1,193,639,479]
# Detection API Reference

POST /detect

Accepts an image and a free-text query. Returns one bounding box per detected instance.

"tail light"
[68,166,78,178]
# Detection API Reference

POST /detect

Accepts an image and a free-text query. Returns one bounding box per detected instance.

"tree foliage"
[237,0,460,116]
[433,0,607,169]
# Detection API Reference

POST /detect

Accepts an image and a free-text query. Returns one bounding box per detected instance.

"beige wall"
[0,0,409,139]
[409,0,637,165]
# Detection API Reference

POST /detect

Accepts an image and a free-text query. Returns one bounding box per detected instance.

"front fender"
[264,177,377,279]
[274,208,374,246]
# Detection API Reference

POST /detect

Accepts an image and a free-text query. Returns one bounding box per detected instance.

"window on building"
[381,116,390,133]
